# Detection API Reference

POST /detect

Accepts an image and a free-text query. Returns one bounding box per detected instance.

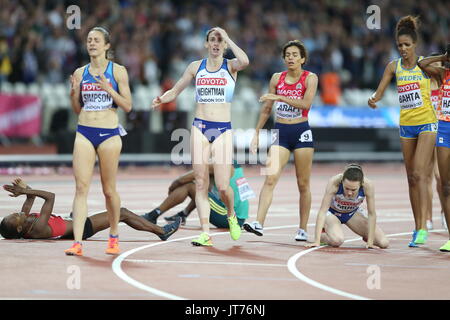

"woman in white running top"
[152,27,249,246]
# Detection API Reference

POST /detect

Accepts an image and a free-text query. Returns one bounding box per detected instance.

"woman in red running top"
[418,48,450,251]
[245,40,318,241]
[0,178,180,245]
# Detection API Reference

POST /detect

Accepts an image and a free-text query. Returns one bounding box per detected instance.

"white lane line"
[112,225,302,300]
[112,218,428,300]
[345,263,450,269]
[125,259,286,267]
[287,228,446,300]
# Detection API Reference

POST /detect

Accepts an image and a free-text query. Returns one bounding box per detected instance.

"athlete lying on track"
[0,178,180,246]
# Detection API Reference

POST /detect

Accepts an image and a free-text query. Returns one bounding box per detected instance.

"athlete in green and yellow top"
[141,162,254,246]
[368,15,437,247]
[208,162,252,228]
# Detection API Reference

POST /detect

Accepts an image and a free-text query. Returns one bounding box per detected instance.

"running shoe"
[191,232,213,246]
[408,230,418,247]
[65,242,83,256]
[243,221,264,236]
[415,229,428,244]
[159,216,181,241]
[294,228,308,241]
[439,240,450,252]
[105,237,120,255]
[164,212,187,225]
[141,210,159,224]
[228,215,241,240]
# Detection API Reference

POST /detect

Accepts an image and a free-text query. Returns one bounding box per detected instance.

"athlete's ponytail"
[90,27,114,60]
[396,15,420,43]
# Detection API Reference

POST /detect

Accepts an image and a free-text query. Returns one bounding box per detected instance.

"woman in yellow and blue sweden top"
[368,16,437,247]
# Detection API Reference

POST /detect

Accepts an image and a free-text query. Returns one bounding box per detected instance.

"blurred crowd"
[0,0,449,92]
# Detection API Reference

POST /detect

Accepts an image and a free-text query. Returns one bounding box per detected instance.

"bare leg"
[211,130,234,217]
[191,126,212,234]
[437,146,450,238]
[255,145,291,226]
[346,211,389,248]
[158,183,195,213]
[71,133,96,242]
[426,151,434,225]
[322,214,345,247]
[401,133,436,231]
[293,147,314,231]
[87,208,165,235]
[97,136,122,236]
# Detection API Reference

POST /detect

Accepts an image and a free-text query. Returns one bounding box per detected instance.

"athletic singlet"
[437,70,450,122]
[395,57,436,125]
[195,58,235,104]
[275,70,311,119]
[431,88,442,110]
[80,61,118,111]
[30,213,67,239]
[329,183,365,215]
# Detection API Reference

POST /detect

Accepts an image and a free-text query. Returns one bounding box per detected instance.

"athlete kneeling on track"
[306,164,389,249]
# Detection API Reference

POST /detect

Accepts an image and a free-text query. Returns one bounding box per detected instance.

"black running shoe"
[159,216,182,241]
[164,212,187,225]
[141,211,159,224]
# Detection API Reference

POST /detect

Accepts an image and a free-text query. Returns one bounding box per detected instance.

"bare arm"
[152,61,199,108]
[168,171,196,194]
[3,185,55,229]
[213,27,249,73]
[4,178,35,214]
[69,67,84,114]
[364,179,377,249]
[418,54,447,87]
[260,73,318,111]
[368,60,396,109]
[250,74,278,154]
[306,175,340,247]
[97,64,132,112]
[16,178,34,214]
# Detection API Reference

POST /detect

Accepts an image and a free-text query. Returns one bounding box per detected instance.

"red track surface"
[1,163,449,300]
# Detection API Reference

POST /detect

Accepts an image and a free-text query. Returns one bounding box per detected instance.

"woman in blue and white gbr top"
[65,27,132,256]
[306,164,389,249]
[152,27,249,246]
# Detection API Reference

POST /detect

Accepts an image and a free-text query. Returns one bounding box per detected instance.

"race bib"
[441,90,450,117]
[398,82,423,110]
[236,177,255,201]
[275,102,302,119]
[299,129,313,142]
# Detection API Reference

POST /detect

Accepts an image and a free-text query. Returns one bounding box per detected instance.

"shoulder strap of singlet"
[278,71,287,85]
[222,58,236,81]
[105,61,112,75]
[82,64,90,77]
[195,59,207,77]
[300,70,310,87]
